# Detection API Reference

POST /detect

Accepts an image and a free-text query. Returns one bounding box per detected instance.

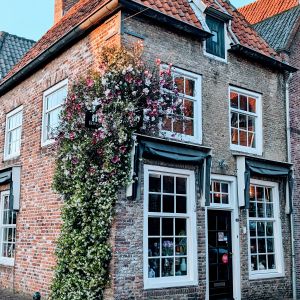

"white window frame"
[160,66,202,144]
[0,191,15,266]
[204,21,229,63]
[229,86,263,155]
[4,106,23,161]
[41,79,68,147]
[247,179,284,280]
[143,165,198,289]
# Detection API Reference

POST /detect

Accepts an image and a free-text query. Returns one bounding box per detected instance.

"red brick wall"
[0,12,121,297]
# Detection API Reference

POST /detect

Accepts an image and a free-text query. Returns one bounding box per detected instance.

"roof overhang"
[204,6,233,22]
[230,44,298,73]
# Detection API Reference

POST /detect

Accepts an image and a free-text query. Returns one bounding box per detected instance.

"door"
[208,210,233,300]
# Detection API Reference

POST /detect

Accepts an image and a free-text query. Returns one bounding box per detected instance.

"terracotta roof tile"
[239,0,298,24]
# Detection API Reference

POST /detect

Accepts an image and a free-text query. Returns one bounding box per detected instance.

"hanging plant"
[50,43,182,300]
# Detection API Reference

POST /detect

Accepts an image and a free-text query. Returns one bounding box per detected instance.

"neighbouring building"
[240,1,300,298]
[0,31,35,80]
[0,0,297,299]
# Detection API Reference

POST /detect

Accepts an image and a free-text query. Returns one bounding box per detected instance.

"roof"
[0,0,288,87]
[254,6,300,51]
[0,32,35,80]
[239,0,298,24]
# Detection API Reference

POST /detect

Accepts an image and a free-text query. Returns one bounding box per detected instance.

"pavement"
[0,289,31,300]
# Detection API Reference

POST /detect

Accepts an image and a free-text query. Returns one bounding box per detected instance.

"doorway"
[208,210,233,300]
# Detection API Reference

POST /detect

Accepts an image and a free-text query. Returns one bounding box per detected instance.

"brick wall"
[288,28,300,298]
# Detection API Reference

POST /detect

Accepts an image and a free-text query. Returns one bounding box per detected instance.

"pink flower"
[111,156,120,164]
[156,58,161,65]
[69,132,75,140]
[86,78,94,87]
[119,145,127,153]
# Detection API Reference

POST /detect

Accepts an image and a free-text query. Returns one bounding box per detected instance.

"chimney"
[54,0,81,24]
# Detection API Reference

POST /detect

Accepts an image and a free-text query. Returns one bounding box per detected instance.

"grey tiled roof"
[254,6,300,51]
[0,32,35,80]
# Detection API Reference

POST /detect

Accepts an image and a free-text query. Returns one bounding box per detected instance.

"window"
[248,180,284,279]
[229,87,262,155]
[4,106,23,160]
[205,16,225,59]
[210,180,230,206]
[42,79,68,146]
[161,67,202,144]
[144,166,197,289]
[0,191,16,266]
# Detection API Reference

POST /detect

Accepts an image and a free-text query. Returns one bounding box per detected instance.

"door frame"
[205,174,241,300]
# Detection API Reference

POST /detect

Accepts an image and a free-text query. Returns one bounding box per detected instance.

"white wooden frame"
[0,191,15,266]
[247,179,284,280]
[228,86,263,155]
[160,66,202,144]
[41,79,68,147]
[205,174,241,300]
[3,105,23,161]
[143,165,198,289]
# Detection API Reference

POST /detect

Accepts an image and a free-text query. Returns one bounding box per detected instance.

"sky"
[0,0,254,41]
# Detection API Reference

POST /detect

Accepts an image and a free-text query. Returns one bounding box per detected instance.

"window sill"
[144,278,198,290]
[3,154,20,162]
[160,131,202,145]
[0,257,14,267]
[41,139,55,148]
[204,51,227,63]
[249,271,284,280]
[230,144,262,156]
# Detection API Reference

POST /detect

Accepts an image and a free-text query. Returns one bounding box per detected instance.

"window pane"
[239,130,247,146]
[149,194,161,212]
[162,258,174,276]
[266,222,273,236]
[249,221,256,236]
[163,176,174,193]
[251,255,258,271]
[174,76,184,94]
[162,115,172,131]
[173,119,184,134]
[259,255,267,270]
[183,100,193,118]
[176,196,186,213]
[250,239,257,253]
[176,177,187,194]
[185,79,195,97]
[175,257,187,276]
[148,218,160,236]
[148,238,160,257]
[162,239,174,256]
[149,258,160,278]
[239,114,247,130]
[239,95,247,111]
[248,97,256,113]
[221,183,228,193]
[268,254,275,269]
[175,218,186,236]
[163,195,174,213]
[175,238,187,255]
[231,112,238,128]
[149,174,161,192]
[162,218,173,236]
[185,119,194,136]
[231,128,238,145]
[230,92,238,109]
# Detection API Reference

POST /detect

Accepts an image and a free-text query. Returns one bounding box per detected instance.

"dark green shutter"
[206,16,225,59]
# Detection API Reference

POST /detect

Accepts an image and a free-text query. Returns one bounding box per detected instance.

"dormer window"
[205,16,225,59]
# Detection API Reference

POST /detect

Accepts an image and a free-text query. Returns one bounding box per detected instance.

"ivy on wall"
[50,44,182,299]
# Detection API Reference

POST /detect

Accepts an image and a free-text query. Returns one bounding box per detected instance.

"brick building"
[0,0,297,299]
[240,1,300,298]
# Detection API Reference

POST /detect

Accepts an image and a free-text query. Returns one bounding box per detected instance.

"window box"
[229,87,262,155]
[143,165,198,289]
[4,106,23,161]
[41,79,68,146]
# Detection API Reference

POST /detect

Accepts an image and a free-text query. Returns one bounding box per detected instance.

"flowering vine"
[50,44,181,299]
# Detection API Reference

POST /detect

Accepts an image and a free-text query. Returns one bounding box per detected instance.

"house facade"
[0,0,296,299]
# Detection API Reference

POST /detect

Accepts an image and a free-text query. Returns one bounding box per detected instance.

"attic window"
[205,16,225,59]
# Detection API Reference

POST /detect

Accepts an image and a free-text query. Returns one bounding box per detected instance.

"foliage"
[50,44,181,299]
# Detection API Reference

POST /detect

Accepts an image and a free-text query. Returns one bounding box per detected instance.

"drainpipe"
[285,72,296,300]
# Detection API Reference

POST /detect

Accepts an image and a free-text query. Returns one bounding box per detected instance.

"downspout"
[285,72,296,299]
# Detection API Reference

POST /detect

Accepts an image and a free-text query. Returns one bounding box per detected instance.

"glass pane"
[183,100,193,117]
[248,116,255,132]
[174,76,184,94]
[239,114,247,130]
[162,115,172,131]
[176,177,187,194]
[148,238,160,257]
[231,112,238,128]
[148,258,160,278]
[256,187,264,200]
[248,132,255,148]
[267,238,274,252]
[222,194,229,204]
[230,92,238,109]
[266,222,273,236]
[249,202,257,218]
[257,222,265,236]
[175,218,186,236]
[149,194,161,212]
[163,176,174,193]
[149,174,161,192]
[213,181,220,193]
[268,254,276,269]
[266,203,274,218]
[162,258,174,276]
[163,195,174,213]
[221,183,228,193]
[176,196,186,213]
[175,257,187,276]
[257,238,266,253]
[185,119,193,136]
[258,255,267,270]
[250,239,257,253]
[239,95,247,111]
[231,128,238,145]
[257,202,265,218]
[248,97,256,113]
[175,237,187,255]
[148,218,160,236]
[251,255,258,271]
[239,130,247,146]
[162,239,174,256]
[265,188,272,202]
[185,79,195,97]
[249,221,256,236]
[173,119,184,134]
[162,218,173,236]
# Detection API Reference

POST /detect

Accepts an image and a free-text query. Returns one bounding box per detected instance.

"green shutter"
[206,16,225,59]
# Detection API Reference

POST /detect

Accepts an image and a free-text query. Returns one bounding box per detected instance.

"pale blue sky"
[0,0,253,41]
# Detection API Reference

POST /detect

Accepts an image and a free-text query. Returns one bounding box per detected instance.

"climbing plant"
[50,43,182,299]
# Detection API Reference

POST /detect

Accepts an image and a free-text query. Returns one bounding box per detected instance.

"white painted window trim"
[0,191,15,266]
[229,86,263,155]
[205,174,241,300]
[143,165,198,289]
[203,21,229,63]
[41,79,68,147]
[3,105,23,161]
[160,66,202,144]
[247,179,284,280]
